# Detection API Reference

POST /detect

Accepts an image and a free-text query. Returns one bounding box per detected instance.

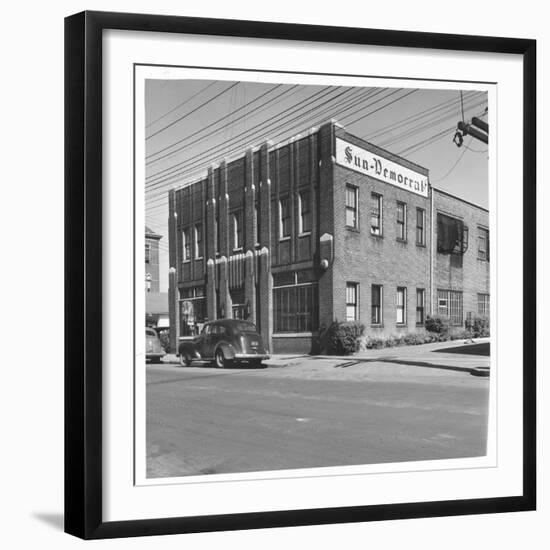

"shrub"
[325,320,365,355]
[425,315,451,335]
[465,315,490,338]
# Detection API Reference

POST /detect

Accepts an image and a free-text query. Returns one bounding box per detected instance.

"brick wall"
[433,189,490,320]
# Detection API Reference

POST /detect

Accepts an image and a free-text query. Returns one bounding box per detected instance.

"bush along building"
[167,120,489,354]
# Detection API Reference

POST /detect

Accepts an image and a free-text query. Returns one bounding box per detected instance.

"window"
[346,283,358,321]
[371,193,382,235]
[416,288,425,325]
[396,287,407,324]
[298,190,312,234]
[345,185,358,228]
[478,227,490,260]
[194,224,202,258]
[145,243,151,263]
[416,208,425,245]
[437,289,463,326]
[279,197,291,239]
[182,228,190,261]
[179,286,206,335]
[371,285,382,325]
[232,211,243,250]
[437,213,468,254]
[477,293,490,316]
[396,202,407,240]
[273,281,318,333]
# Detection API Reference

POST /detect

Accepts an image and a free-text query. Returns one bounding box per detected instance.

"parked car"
[145,327,165,363]
[178,319,269,368]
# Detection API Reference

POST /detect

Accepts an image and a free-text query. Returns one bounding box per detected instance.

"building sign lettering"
[335,138,429,197]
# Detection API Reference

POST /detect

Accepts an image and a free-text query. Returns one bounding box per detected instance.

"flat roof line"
[432,186,489,212]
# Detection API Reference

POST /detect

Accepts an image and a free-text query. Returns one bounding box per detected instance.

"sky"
[144,80,489,292]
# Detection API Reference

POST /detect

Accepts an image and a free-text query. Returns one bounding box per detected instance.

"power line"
[145,83,293,163]
[145,81,218,130]
[146,82,240,141]
[143,87,393,206]
[430,137,472,183]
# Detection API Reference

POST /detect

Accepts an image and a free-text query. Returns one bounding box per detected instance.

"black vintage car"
[178,319,269,368]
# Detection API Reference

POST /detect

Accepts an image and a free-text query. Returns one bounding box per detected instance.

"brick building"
[167,120,489,353]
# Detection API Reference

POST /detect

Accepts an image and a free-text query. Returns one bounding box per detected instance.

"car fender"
[178,341,200,359]
[215,341,236,360]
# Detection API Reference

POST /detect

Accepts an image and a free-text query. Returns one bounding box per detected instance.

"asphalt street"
[146,344,490,478]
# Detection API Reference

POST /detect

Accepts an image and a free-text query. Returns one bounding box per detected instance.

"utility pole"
[453,107,489,147]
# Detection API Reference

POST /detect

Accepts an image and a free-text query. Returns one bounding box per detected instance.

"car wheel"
[215,349,233,368]
[179,351,192,367]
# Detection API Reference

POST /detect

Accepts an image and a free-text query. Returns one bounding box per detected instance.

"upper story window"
[437,213,468,254]
[345,185,358,229]
[182,228,190,262]
[396,202,407,240]
[298,190,312,234]
[145,243,151,263]
[279,197,291,240]
[232,211,243,250]
[371,193,382,235]
[194,224,203,259]
[478,227,489,261]
[416,208,426,246]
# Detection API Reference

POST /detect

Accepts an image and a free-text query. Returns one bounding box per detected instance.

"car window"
[202,324,211,335]
[233,321,257,333]
[145,328,156,337]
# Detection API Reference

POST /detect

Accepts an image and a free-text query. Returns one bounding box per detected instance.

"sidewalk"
[265,338,490,376]
[160,338,490,376]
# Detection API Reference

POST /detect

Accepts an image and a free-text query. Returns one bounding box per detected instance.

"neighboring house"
[145,226,162,294]
[167,120,489,353]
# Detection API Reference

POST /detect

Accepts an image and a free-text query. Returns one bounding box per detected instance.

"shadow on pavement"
[432,342,490,356]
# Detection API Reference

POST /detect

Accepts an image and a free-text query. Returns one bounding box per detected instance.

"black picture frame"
[65,10,536,540]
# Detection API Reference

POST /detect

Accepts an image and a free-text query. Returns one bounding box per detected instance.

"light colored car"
[145,327,165,363]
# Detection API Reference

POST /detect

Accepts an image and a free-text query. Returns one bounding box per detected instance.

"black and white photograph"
[141,73,493,481]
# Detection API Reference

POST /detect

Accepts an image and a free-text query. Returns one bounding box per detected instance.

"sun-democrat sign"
[335,138,429,197]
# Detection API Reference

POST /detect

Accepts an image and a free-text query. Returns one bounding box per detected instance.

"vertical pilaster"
[168,268,178,353]
[206,167,216,261]
[206,259,216,321]
[219,160,230,257]
[259,141,272,252]
[258,247,273,352]
[317,121,336,331]
[244,250,256,324]
[244,147,255,251]
[218,256,231,318]
[168,189,178,351]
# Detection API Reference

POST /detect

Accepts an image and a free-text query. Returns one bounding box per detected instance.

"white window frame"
[182,228,190,262]
[194,224,203,259]
[346,282,359,321]
[396,287,407,325]
[345,184,358,229]
[397,201,407,241]
[298,190,312,235]
[371,193,383,236]
[279,197,291,241]
[232,211,243,251]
